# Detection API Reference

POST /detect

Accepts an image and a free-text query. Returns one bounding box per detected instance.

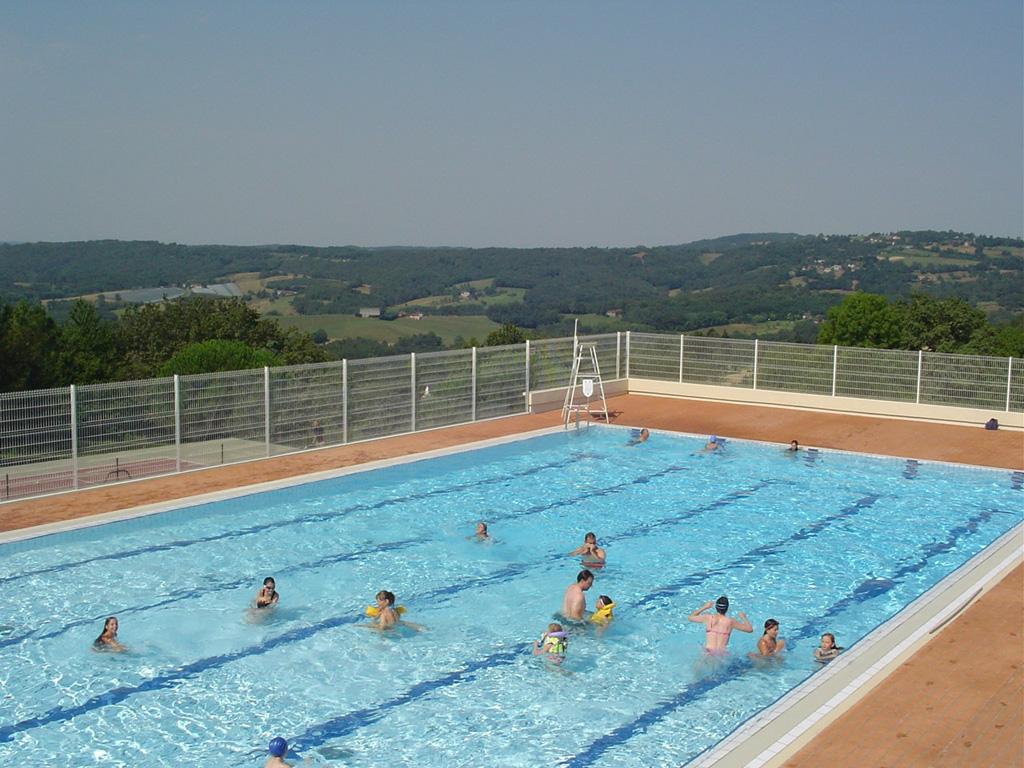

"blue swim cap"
[268,737,288,757]
[710,435,718,442]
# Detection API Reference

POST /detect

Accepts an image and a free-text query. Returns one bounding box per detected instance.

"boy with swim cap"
[265,737,290,767]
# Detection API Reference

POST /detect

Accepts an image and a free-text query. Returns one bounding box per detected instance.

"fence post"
[174,374,181,472]
[752,339,759,390]
[70,384,78,490]
[679,334,685,383]
[342,359,348,444]
[471,347,478,421]
[625,331,631,379]
[410,353,417,432]
[524,340,531,414]
[915,350,923,404]
[1007,357,1014,412]
[615,331,621,380]
[264,366,271,457]
[831,345,838,397]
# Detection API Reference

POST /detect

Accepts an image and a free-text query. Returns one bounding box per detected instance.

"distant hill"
[1,232,1020,339]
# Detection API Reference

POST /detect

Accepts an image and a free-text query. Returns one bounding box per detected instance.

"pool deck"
[2,393,1021,767]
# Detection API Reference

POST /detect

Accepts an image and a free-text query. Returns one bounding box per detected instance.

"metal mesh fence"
[835,346,919,402]
[0,333,1019,505]
[920,352,1011,410]
[76,378,177,486]
[476,344,527,420]
[180,369,266,468]
[629,333,680,381]
[269,362,346,455]
[756,341,835,396]
[529,338,575,390]
[414,348,474,431]
[346,354,412,442]
[679,336,756,388]
[0,387,72,499]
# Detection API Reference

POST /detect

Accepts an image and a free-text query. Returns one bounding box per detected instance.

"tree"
[58,300,117,384]
[311,328,329,345]
[817,293,903,348]
[485,323,527,346]
[157,339,280,376]
[898,295,986,352]
[0,301,61,392]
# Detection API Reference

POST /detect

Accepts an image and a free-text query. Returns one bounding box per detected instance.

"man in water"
[264,737,291,767]
[786,439,800,453]
[688,595,752,654]
[568,532,606,568]
[561,569,594,620]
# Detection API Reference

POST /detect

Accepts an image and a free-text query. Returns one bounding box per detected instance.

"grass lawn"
[276,314,498,344]
[695,320,796,335]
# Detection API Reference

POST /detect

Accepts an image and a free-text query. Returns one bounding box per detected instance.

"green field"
[695,320,797,335]
[276,314,498,344]
[394,286,525,309]
[883,248,977,267]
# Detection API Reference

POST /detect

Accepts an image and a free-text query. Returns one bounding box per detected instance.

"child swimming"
[814,632,842,662]
[533,622,568,664]
[362,590,426,632]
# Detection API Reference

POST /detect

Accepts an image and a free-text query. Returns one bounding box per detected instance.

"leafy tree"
[817,293,903,348]
[485,323,527,346]
[58,300,118,384]
[0,301,61,392]
[311,329,329,345]
[157,339,280,376]
[899,295,987,352]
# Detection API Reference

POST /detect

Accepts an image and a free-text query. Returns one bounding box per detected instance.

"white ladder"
[561,342,609,428]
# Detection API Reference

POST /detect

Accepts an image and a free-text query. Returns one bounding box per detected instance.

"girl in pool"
[688,596,752,655]
[814,632,842,662]
[533,622,568,664]
[92,616,126,652]
[750,618,786,659]
[362,590,426,632]
[255,577,279,609]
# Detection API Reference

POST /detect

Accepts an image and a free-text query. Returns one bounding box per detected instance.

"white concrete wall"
[627,378,1024,429]
[529,379,629,413]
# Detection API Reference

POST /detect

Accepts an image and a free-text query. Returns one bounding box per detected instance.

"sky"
[1,1,1021,247]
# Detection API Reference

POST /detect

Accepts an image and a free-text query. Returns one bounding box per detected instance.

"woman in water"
[750,618,785,659]
[93,616,126,652]
[688,596,752,655]
[814,632,842,662]
[568,532,606,569]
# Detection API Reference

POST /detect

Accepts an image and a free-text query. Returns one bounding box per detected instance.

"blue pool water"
[0,427,1020,767]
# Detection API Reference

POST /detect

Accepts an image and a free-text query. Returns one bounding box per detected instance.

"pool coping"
[685,521,1024,768]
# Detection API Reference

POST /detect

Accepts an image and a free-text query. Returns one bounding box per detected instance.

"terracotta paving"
[1,393,1021,765]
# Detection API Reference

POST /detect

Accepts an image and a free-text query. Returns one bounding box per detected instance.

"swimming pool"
[0,426,1020,767]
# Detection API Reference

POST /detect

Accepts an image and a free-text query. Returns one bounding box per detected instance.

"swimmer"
[786,439,800,453]
[92,616,126,653]
[701,435,724,453]
[749,618,785,659]
[568,532,606,568]
[255,577,280,609]
[362,590,426,632]
[688,596,752,654]
[814,632,843,663]
[590,595,615,626]
[265,736,291,768]
[561,569,595,621]
[472,521,491,541]
[626,428,650,446]
[533,622,568,664]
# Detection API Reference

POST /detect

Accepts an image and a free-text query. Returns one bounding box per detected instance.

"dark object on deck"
[984,418,999,430]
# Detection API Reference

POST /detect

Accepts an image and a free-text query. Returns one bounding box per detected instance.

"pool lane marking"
[0,476,777,743]
[632,493,883,609]
[556,505,1011,768]
[0,462,695,649]
[0,452,589,585]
